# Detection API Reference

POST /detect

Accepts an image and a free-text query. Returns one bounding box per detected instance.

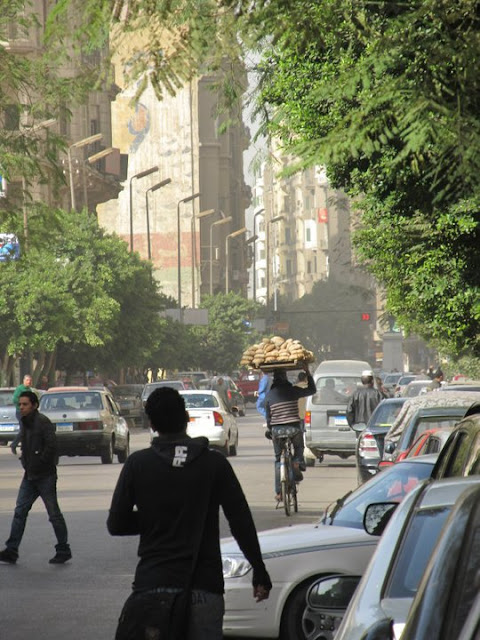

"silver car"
[0,387,18,445]
[39,387,130,464]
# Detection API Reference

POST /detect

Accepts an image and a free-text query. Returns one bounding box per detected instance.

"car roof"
[44,386,101,393]
[179,389,217,395]
[419,474,480,509]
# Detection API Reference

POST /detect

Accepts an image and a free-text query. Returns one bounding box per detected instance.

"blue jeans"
[6,474,69,555]
[272,424,305,495]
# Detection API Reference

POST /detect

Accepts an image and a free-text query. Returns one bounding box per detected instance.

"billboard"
[0,234,20,262]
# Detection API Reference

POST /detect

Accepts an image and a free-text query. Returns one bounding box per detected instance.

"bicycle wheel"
[292,477,298,513]
[281,478,291,516]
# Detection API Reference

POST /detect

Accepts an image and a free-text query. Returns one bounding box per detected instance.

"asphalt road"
[0,407,356,639]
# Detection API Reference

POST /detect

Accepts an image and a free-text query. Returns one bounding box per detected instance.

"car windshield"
[142,382,185,398]
[311,376,359,405]
[0,391,14,406]
[40,392,103,411]
[181,394,220,409]
[322,461,434,529]
[369,401,405,428]
[384,374,402,385]
[400,415,463,450]
[385,507,452,598]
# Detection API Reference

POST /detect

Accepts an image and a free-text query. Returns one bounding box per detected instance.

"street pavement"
[0,406,356,639]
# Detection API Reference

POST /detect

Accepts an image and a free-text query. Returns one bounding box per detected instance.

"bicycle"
[274,425,300,516]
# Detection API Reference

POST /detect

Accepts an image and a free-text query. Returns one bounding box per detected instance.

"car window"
[0,391,14,406]
[384,374,402,385]
[369,401,405,427]
[182,394,219,409]
[105,395,117,414]
[40,392,102,411]
[325,462,433,529]
[312,376,358,405]
[385,507,452,598]
[403,416,462,449]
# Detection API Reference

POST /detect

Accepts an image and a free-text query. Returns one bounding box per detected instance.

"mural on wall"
[127,103,150,153]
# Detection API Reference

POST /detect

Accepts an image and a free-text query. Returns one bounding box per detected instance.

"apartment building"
[1,2,122,218]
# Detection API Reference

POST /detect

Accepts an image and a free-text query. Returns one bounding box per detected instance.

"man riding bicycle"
[265,364,316,502]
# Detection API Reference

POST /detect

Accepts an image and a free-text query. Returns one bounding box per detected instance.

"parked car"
[0,387,19,446]
[398,482,480,640]
[201,376,246,416]
[382,391,480,462]
[39,387,130,463]
[401,379,431,397]
[221,456,435,640]
[110,384,144,428]
[356,397,407,484]
[305,359,374,463]
[437,380,480,393]
[179,390,238,456]
[303,473,480,640]
[403,426,453,459]
[430,402,480,479]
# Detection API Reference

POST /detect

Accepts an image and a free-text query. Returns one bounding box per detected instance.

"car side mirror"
[360,618,394,640]
[363,502,398,536]
[351,422,366,433]
[304,575,361,637]
[384,442,396,454]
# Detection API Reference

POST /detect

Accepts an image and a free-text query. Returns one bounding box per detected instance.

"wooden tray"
[257,360,306,372]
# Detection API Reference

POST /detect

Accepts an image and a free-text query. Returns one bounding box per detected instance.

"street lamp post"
[129,166,159,252]
[67,133,103,211]
[252,208,265,302]
[191,208,215,307]
[209,216,232,295]
[266,215,285,315]
[145,178,172,260]
[177,192,201,318]
[225,227,247,294]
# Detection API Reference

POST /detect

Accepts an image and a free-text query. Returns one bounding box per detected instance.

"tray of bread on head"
[240,336,315,372]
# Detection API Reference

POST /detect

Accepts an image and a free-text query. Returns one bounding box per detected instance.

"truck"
[235,370,261,403]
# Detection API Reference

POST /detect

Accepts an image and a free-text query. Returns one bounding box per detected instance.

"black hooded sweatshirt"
[107,435,271,594]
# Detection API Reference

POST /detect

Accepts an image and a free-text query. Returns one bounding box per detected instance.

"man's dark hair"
[297,371,307,382]
[19,391,39,406]
[145,387,188,434]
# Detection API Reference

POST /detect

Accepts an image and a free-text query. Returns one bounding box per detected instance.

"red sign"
[317,208,328,223]
[361,313,371,321]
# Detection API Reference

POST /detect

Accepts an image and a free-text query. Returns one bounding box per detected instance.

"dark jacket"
[266,372,316,428]
[19,410,58,480]
[346,386,383,427]
[107,435,271,594]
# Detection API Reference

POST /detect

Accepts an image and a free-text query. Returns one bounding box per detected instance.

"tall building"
[98,56,251,308]
[1,2,122,217]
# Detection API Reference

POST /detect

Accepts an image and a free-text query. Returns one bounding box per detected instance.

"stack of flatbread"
[240,337,315,369]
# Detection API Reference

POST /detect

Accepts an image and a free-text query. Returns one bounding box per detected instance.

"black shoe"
[0,548,18,564]
[49,551,72,564]
[299,462,307,472]
[293,469,304,482]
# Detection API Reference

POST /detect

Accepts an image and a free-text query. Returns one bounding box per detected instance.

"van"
[305,360,374,463]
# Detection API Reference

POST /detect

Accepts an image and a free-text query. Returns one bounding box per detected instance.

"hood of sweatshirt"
[150,435,210,467]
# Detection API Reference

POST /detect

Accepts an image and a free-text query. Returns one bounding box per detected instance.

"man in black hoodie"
[108,386,271,640]
[0,391,71,565]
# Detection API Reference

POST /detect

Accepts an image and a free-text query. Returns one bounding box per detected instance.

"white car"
[180,390,239,456]
[221,456,436,639]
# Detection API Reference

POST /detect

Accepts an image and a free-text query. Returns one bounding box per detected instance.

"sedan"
[355,397,407,484]
[111,384,144,428]
[221,457,435,639]
[39,387,130,464]
[180,390,238,456]
[0,387,19,446]
[305,472,480,640]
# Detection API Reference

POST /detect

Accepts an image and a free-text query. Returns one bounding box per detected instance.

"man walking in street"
[346,370,383,432]
[0,391,71,565]
[107,387,271,640]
